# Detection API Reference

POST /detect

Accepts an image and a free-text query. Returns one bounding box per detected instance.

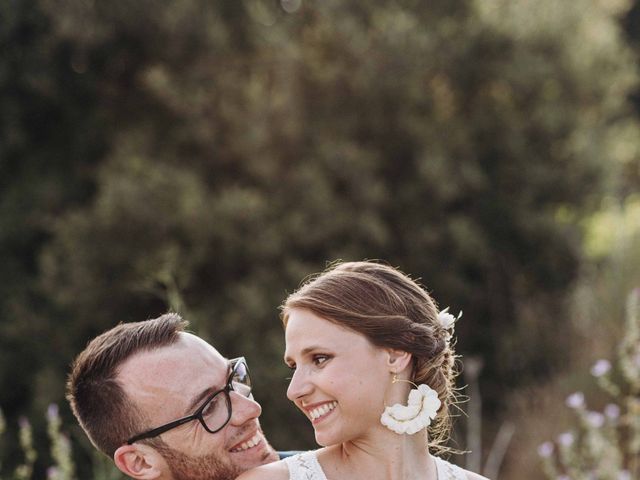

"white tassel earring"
[380,375,441,435]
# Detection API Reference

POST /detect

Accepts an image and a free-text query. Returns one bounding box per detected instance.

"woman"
[238,261,488,480]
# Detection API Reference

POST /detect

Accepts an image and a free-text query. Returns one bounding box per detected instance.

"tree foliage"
[2,0,639,476]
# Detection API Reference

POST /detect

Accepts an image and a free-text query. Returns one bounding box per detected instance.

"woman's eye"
[313,355,330,366]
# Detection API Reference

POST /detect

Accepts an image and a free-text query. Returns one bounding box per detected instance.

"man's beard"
[156,444,243,480]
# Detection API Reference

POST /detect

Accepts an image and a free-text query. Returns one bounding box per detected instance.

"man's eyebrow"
[184,361,232,413]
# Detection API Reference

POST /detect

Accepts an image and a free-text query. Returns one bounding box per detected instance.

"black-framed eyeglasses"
[126,357,252,445]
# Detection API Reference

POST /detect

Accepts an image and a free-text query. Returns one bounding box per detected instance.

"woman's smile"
[307,401,338,423]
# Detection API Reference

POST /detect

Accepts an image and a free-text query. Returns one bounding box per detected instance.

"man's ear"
[114,444,165,479]
[385,349,412,373]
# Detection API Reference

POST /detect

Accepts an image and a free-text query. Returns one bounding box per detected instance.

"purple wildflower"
[537,442,554,458]
[566,392,585,409]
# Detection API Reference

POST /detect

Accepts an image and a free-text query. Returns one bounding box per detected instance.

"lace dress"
[434,456,467,480]
[283,450,467,480]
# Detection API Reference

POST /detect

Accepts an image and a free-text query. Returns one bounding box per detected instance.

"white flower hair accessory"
[380,378,441,435]
[437,307,462,331]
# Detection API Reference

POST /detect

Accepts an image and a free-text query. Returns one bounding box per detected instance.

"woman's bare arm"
[235,459,290,480]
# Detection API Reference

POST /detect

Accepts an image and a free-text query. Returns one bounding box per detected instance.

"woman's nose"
[286,368,313,401]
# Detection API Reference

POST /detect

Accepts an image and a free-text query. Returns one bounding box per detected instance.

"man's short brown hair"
[66,313,187,457]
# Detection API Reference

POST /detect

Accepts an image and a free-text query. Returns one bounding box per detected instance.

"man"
[67,312,280,479]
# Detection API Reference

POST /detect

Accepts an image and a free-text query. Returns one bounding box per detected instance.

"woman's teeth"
[309,401,338,420]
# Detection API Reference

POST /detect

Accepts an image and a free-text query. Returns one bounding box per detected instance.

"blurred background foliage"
[1,0,640,478]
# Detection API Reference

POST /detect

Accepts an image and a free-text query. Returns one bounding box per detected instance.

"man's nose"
[228,392,262,426]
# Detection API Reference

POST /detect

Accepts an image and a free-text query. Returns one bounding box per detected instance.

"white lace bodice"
[284,450,328,480]
[283,451,467,480]
[434,456,467,480]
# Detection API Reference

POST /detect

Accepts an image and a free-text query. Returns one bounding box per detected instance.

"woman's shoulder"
[235,458,290,480]
[462,470,490,480]
[434,456,490,480]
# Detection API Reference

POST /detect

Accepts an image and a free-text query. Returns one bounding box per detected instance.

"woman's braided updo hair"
[281,260,458,451]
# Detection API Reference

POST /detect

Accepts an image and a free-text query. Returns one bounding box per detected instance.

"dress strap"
[283,450,328,480]
[434,456,467,480]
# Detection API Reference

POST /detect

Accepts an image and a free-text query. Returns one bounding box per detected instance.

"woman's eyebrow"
[284,345,323,363]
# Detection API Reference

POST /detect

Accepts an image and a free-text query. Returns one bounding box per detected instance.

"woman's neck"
[319,428,437,480]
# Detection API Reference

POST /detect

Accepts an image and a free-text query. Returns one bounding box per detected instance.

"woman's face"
[284,308,391,446]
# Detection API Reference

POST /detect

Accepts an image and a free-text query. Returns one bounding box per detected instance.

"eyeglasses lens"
[201,391,232,431]
[201,359,252,432]
[231,361,252,397]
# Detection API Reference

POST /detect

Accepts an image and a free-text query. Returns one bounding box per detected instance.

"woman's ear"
[114,444,165,479]
[385,349,412,373]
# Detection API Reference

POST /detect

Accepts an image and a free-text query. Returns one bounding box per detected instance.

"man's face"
[118,333,278,479]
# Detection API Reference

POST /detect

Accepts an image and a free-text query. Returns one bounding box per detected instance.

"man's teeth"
[309,401,337,420]
[231,433,262,452]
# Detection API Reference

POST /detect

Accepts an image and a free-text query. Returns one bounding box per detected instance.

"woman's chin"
[314,427,353,447]
[314,430,339,447]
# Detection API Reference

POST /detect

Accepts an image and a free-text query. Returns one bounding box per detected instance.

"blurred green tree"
[0,0,106,473]
[2,0,639,476]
